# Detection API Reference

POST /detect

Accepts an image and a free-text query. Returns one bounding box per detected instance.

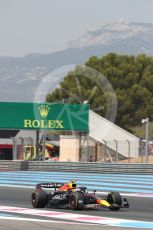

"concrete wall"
[60,135,80,162]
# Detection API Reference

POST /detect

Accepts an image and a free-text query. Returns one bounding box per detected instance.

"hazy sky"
[0,0,153,57]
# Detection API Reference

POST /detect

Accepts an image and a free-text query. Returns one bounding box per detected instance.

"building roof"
[0,130,19,138]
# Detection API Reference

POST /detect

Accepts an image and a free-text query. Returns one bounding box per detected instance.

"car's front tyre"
[107,192,122,210]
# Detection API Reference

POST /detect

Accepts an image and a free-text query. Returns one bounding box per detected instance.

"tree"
[46,53,153,132]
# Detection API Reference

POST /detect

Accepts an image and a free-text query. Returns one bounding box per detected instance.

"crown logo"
[39,105,50,118]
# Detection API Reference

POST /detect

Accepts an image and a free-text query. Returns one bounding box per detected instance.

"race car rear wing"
[36,182,64,190]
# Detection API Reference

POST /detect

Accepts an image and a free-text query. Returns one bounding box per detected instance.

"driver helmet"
[68,180,76,189]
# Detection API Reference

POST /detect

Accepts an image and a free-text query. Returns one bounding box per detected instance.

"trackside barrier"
[0,161,153,174]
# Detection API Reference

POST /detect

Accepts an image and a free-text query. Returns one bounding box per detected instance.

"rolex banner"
[0,102,89,131]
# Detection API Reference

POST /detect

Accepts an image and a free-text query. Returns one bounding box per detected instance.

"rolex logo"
[39,105,50,118]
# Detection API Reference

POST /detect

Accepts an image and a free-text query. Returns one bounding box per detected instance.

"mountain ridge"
[1,21,153,102]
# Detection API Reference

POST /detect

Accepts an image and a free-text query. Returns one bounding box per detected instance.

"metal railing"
[10,136,153,163]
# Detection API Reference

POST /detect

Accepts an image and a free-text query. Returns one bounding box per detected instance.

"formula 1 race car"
[31,180,129,211]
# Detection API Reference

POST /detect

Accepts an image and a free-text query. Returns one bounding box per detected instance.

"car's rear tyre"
[69,192,84,210]
[31,190,48,208]
[107,192,122,210]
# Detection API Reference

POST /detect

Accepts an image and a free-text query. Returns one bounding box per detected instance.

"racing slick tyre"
[69,192,84,210]
[31,190,48,208]
[107,192,122,211]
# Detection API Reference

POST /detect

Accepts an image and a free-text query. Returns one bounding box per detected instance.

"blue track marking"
[1,171,153,186]
[1,178,153,190]
[1,174,153,184]
[2,171,153,181]
[0,213,13,217]
[113,221,153,229]
[0,171,153,194]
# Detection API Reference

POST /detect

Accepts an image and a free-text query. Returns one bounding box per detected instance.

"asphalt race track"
[0,187,153,230]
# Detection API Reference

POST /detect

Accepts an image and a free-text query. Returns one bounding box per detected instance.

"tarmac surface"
[0,187,153,230]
